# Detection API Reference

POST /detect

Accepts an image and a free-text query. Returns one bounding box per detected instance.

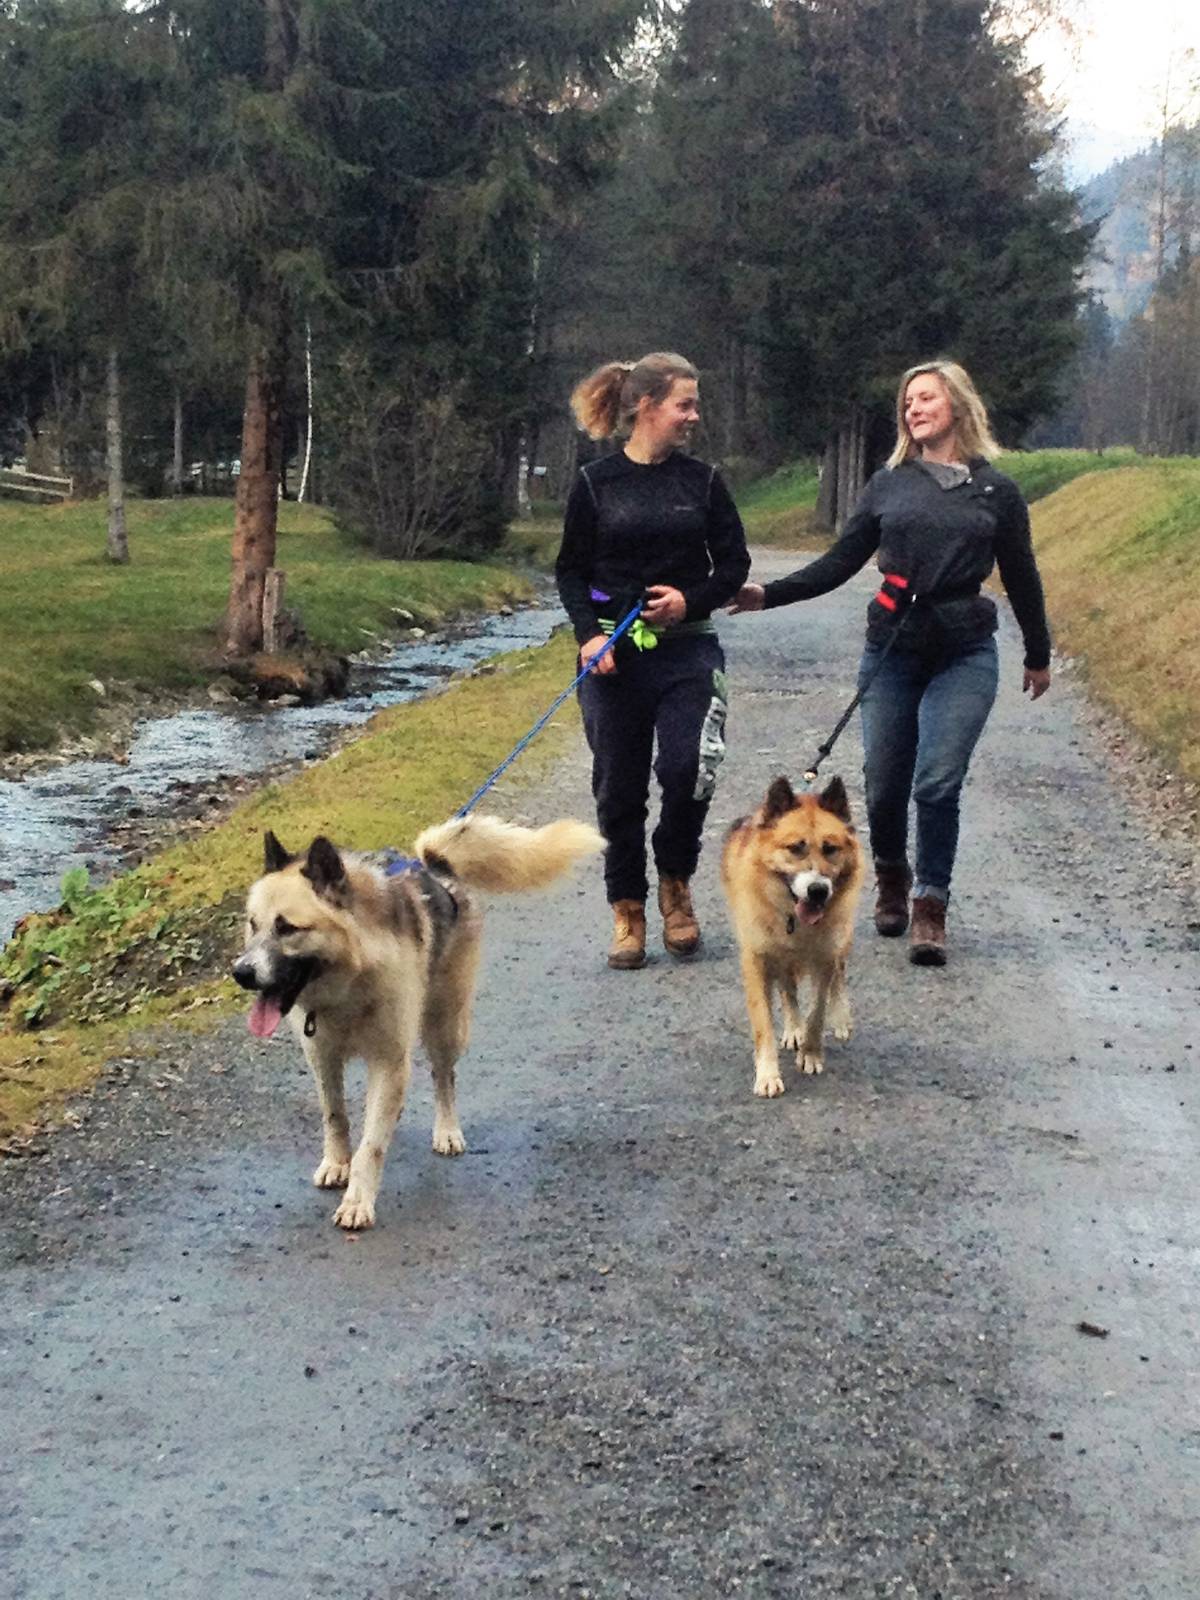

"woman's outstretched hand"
[1023,666,1051,700]
[580,634,618,675]
[726,583,766,614]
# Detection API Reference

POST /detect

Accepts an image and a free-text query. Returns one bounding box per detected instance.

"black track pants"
[578,634,728,905]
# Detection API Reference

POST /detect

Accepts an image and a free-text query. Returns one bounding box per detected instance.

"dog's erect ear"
[761,775,797,822]
[818,776,851,822]
[263,831,292,873]
[302,836,346,896]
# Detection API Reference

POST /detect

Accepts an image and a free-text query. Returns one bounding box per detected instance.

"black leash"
[802,601,912,785]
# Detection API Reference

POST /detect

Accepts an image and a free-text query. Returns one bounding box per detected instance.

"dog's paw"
[333,1191,376,1230]
[779,1026,804,1052]
[754,1073,786,1098]
[831,1020,852,1042]
[312,1157,351,1189]
[432,1126,466,1156]
[799,1052,825,1076]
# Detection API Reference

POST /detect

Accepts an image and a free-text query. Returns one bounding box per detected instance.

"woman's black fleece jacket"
[763,459,1052,670]
[555,450,751,644]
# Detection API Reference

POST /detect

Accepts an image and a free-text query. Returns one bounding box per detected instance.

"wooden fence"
[0,466,73,501]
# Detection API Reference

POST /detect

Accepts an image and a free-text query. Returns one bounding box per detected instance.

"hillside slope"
[1030,463,1200,782]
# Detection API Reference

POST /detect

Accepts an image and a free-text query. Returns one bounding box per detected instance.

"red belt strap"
[874,572,909,610]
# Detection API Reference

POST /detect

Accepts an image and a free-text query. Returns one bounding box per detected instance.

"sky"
[1026,0,1200,180]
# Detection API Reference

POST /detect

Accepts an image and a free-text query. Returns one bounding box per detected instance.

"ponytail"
[570,361,636,441]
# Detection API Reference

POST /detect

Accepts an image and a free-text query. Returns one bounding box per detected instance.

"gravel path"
[2,553,1197,1599]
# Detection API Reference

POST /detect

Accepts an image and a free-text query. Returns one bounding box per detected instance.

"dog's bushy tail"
[413,815,604,893]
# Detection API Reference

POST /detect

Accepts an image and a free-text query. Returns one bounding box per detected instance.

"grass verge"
[0,496,534,751]
[0,632,582,1141]
[1030,461,1200,785]
[735,460,821,546]
[996,447,1144,503]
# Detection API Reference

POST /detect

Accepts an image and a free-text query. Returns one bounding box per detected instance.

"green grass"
[727,449,1155,549]
[501,501,564,570]
[1030,462,1200,783]
[734,460,822,547]
[996,447,1143,503]
[0,496,534,751]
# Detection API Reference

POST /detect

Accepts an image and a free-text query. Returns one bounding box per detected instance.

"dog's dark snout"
[807,881,831,906]
[231,959,260,992]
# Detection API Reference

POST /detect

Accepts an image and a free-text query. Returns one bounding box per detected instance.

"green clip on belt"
[599,616,717,650]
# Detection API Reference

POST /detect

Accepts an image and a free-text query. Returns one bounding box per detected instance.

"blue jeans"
[857,638,999,902]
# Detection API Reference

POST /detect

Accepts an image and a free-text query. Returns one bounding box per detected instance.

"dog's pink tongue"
[795,901,825,926]
[247,995,283,1039]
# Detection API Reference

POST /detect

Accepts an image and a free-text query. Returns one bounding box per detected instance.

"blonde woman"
[556,352,750,970]
[730,359,1051,965]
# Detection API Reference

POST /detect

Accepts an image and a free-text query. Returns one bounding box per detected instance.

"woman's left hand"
[641,585,687,626]
[1023,666,1051,700]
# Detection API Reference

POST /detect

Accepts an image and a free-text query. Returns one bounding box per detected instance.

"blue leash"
[382,600,641,878]
[452,600,644,820]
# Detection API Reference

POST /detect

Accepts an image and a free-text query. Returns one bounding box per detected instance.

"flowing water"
[0,602,564,938]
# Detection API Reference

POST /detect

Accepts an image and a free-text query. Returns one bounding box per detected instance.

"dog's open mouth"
[248,993,286,1039]
[242,959,320,1040]
[794,899,827,927]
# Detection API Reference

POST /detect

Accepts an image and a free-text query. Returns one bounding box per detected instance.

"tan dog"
[232,814,603,1229]
[721,776,864,1097]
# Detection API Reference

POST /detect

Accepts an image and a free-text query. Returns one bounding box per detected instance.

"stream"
[0,601,564,939]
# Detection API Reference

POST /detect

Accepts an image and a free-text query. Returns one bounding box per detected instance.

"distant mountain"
[1078,146,1159,326]
[1060,121,1149,187]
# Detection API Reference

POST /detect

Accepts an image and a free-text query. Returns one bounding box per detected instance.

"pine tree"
[559,0,1093,512]
[0,0,179,557]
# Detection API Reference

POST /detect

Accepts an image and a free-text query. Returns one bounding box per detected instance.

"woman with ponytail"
[556,352,751,970]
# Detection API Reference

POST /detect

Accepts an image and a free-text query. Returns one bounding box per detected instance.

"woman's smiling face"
[642,377,700,452]
[904,372,955,453]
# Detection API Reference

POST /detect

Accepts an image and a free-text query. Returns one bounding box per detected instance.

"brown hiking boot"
[909,895,947,966]
[658,876,701,957]
[608,900,647,970]
[873,859,912,937]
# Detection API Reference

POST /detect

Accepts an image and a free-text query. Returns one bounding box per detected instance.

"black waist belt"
[874,573,981,611]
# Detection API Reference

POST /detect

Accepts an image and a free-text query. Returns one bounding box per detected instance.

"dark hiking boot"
[608,900,647,970]
[909,895,947,966]
[873,859,912,937]
[658,876,701,957]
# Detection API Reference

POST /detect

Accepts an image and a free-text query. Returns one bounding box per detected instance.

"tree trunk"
[262,568,286,653]
[835,421,853,530]
[728,335,748,456]
[225,313,286,655]
[815,436,838,531]
[171,390,184,495]
[297,319,314,503]
[497,426,523,522]
[826,410,870,531]
[105,344,129,564]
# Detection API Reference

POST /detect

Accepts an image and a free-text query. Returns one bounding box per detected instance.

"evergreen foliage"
[0,0,1106,564]
[650,0,1092,452]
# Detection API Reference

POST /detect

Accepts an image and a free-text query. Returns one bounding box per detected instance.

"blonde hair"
[886,358,1002,469]
[570,352,699,440]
